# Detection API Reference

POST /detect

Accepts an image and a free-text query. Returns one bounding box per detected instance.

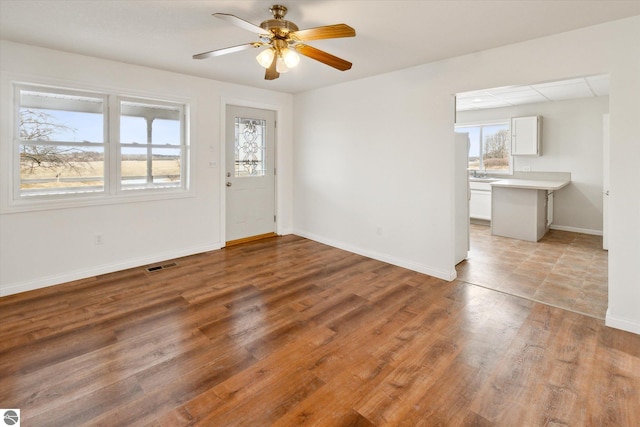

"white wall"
[292,16,640,334]
[293,70,457,280]
[0,41,294,296]
[458,96,609,234]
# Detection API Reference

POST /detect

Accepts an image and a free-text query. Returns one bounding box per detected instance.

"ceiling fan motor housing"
[261,4,298,38]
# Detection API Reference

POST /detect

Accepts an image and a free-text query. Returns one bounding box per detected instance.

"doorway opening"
[454,75,610,318]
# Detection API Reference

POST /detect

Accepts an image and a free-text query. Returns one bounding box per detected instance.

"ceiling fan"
[193,4,356,80]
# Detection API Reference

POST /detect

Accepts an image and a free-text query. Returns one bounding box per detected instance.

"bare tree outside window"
[20,109,78,172]
[483,129,509,170]
[19,109,103,192]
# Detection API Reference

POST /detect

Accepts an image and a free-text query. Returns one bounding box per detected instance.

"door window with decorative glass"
[234,117,267,177]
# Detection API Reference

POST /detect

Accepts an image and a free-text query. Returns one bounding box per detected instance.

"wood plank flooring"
[1,235,638,426]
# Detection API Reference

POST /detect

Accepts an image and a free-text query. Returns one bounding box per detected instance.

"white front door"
[225,105,276,243]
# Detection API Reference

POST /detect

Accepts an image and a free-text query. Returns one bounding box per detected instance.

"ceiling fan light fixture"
[281,48,300,68]
[276,56,290,73]
[256,48,275,68]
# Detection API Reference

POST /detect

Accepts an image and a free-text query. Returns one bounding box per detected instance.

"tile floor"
[456,224,608,319]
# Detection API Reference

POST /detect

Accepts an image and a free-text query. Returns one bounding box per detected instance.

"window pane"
[121,147,181,189]
[121,101,181,145]
[152,119,181,146]
[120,99,184,191]
[20,144,104,195]
[482,124,510,171]
[120,115,148,144]
[235,118,266,177]
[19,90,104,143]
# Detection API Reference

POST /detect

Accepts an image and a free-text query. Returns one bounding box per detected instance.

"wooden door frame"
[220,98,281,245]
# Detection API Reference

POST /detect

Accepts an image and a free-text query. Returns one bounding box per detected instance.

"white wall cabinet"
[469,181,492,220]
[511,115,541,156]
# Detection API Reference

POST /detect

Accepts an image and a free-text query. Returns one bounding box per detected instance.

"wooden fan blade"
[265,53,279,80]
[290,24,355,41]
[193,42,262,60]
[295,45,352,71]
[213,13,269,35]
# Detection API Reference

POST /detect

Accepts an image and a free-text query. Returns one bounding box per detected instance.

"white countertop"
[490,179,570,191]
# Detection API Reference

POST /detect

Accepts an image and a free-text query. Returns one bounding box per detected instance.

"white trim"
[293,229,457,282]
[0,242,223,297]
[549,224,603,236]
[606,309,640,335]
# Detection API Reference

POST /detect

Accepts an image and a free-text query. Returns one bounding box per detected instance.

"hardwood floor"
[1,235,638,426]
[457,224,608,319]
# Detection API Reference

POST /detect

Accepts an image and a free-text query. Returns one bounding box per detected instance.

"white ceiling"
[456,74,610,111]
[1,1,639,94]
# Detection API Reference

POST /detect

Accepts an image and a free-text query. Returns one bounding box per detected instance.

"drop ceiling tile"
[506,93,550,105]
[455,75,609,111]
[587,75,610,96]
[534,82,594,100]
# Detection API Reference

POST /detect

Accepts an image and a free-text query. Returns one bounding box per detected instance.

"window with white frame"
[119,99,185,190]
[18,87,107,196]
[455,122,511,173]
[15,84,188,201]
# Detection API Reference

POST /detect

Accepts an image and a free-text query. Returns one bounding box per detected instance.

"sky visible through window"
[33,109,180,152]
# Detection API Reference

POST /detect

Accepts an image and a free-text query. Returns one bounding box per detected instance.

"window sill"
[1,188,195,214]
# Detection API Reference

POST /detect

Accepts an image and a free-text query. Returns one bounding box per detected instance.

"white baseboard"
[0,242,223,297]
[292,229,456,282]
[605,309,640,335]
[549,224,603,236]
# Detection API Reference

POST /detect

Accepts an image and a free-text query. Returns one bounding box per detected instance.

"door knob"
[226,182,232,187]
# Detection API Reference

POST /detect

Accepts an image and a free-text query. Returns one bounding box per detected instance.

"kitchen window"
[13,84,189,207]
[456,122,511,173]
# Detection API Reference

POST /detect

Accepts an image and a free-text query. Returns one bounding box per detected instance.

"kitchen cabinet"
[490,179,569,241]
[469,181,492,220]
[511,115,541,156]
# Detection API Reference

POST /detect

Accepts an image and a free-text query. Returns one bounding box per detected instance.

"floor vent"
[145,262,178,273]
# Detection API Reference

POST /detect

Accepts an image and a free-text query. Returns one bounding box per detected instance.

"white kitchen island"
[490,179,570,242]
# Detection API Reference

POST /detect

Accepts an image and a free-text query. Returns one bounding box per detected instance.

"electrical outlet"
[522,165,531,172]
